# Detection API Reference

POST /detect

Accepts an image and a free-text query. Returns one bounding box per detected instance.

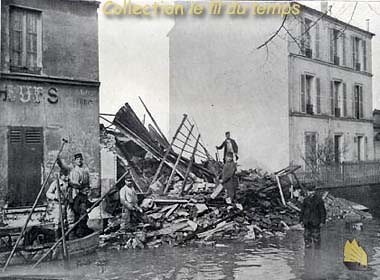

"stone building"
[169,2,375,171]
[0,0,100,206]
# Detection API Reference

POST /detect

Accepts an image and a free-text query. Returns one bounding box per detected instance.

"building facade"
[0,0,100,207]
[169,2,375,172]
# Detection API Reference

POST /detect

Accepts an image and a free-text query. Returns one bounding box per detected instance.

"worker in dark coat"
[216,132,239,163]
[222,152,238,203]
[299,183,326,248]
[72,187,94,238]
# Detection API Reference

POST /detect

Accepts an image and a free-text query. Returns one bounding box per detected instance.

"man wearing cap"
[70,153,90,197]
[299,183,326,248]
[216,132,239,163]
[119,174,142,231]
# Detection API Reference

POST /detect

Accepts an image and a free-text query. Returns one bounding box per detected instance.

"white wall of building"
[169,12,290,172]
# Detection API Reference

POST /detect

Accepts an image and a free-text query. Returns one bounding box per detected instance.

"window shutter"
[365,136,368,160]
[359,86,364,118]
[362,40,367,72]
[352,85,356,118]
[342,34,347,66]
[351,36,355,68]
[330,81,334,115]
[300,18,305,54]
[316,77,321,114]
[329,28,334,62]
[315,23,320,59]
[343,83,347,117]
[301,74,306,112]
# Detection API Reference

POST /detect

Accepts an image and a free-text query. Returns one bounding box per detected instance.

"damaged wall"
[169,9,290,172]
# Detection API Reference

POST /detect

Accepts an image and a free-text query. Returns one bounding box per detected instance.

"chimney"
[321,1,328,13]
[366,19,370,32]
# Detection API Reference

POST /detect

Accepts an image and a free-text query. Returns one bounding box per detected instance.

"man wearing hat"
[299,183,326,248]
[216,132,239,163]
[119,173,142,231]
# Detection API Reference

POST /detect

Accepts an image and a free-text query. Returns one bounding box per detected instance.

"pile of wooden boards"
[99,103,372,250]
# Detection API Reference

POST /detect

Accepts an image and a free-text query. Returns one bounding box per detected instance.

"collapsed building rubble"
[99,102,372,250]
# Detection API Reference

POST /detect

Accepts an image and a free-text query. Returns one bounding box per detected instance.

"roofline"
[296,2,375,37]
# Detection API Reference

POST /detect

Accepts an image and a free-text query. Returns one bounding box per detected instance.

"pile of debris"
[98,102,371,250]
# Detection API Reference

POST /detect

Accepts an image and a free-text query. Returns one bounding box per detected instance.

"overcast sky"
[98,1,380,136]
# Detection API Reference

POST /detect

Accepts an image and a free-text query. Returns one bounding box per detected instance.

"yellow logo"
[343,239,368,271]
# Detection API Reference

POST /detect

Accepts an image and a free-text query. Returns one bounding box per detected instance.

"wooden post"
[164,125,194,194]
[181,134,201,195]
[2,139,68,272]
[139,96,169,145]
[275,175,286,206]
[55,174,69,266]
[32,171,129,269]
[151,114,187,184]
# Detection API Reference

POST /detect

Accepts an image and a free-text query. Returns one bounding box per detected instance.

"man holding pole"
[46,169,74,229]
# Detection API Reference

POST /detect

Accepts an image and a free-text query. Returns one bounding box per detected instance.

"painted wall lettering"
[0,85,59,104]
[47,88,58,104]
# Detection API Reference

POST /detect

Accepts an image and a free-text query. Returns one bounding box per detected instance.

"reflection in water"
[4,220,380,280]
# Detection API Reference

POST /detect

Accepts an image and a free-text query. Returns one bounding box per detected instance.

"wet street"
[3,218,380,280]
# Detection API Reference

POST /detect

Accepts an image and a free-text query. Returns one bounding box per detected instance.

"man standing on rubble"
[221,152,238,203]
[119,174,143,231]
[216,132,239,163]
[299,183,326,248]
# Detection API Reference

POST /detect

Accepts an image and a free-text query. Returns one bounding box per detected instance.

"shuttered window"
[10,7,42,73]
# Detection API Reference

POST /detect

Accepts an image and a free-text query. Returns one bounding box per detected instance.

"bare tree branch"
[257,14,288,50]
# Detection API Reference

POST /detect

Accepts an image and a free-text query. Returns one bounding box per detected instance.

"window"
[301,18,313,58]
[355,135,366,161]
[301,74,320,114]
[353,84,364,119]
[330,80,345,117]
[334,135,342,163]
[351,36,367,72]
[330,29,345,66]
[10,7,42,73]
[305,132,317,170]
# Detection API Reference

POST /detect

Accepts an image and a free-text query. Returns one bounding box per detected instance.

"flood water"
[3,218,380,280]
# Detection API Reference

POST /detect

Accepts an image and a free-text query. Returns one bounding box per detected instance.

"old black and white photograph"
[1,0,380,279]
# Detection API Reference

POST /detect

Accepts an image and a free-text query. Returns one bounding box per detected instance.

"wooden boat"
[0,231,99,266]
[343,239,368,271]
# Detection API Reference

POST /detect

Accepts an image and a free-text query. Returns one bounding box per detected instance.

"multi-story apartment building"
[0,0,100,206]
[169,2,375,172]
